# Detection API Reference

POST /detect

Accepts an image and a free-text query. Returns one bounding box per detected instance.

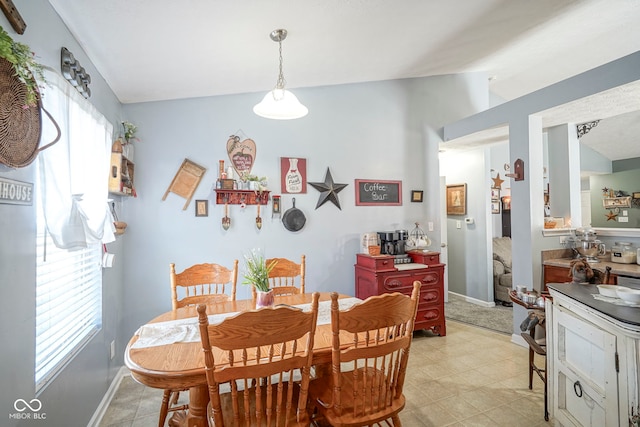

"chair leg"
[159,389,171,427]
[391,414,403,426]
[528,347,534,389]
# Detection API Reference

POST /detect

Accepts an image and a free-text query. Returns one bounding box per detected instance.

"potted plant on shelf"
[115,121,139,160]
[242,249,277,308]
[243,174,267,193]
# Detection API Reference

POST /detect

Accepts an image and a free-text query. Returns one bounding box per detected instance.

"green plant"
[242,249,276,292]
[0,25,45,107]
[122,121,139,142]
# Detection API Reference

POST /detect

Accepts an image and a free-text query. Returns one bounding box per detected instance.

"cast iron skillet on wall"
[282,197,306,232]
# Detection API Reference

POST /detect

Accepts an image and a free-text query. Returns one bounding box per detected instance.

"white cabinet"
[547,285,640,427]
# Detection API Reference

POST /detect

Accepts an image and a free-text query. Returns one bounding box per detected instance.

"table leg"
[168,385,209,427]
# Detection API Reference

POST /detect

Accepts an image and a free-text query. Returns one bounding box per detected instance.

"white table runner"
[132,297,362,349]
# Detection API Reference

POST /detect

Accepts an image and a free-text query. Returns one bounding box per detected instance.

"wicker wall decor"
[0,57,60,168]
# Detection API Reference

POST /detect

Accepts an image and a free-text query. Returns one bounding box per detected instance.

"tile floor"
[100,320,553,426]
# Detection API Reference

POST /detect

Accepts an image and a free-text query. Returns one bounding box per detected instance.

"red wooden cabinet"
[354,252,446,336]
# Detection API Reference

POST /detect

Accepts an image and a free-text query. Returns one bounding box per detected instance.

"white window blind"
[35,204,102,391]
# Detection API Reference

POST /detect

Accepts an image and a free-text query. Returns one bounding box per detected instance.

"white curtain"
[38,70,115,249]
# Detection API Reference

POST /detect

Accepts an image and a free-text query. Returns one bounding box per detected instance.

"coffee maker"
[377,230,410,263]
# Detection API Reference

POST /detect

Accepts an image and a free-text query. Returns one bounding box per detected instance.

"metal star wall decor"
[309,167,348,210]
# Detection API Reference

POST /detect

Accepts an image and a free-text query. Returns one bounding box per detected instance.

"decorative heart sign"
[226,135,256,179]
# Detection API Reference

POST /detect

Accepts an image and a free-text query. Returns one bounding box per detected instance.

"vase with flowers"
[119,121,139,160]
[242,249,277,308]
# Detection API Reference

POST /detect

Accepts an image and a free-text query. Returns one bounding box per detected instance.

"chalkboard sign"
[355,180,402,206]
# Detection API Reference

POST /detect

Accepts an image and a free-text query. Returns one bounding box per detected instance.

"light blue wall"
[590,169,640,228]
[1,3,487,423]
[440,148,493,301]
[0,2,125,426]
[613,157,640,172]
[120,73,487,338]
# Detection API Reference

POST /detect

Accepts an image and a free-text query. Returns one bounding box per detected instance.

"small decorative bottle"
[285,158,302,193]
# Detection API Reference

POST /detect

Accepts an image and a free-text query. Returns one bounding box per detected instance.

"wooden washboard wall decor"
[162,158,207,210]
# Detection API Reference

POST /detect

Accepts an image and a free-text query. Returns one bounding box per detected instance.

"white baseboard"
[510,333,528,349]
[87,366,130,427]
[448,291,496,308]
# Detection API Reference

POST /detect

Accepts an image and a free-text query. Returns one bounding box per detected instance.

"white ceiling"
[47,0,640,160]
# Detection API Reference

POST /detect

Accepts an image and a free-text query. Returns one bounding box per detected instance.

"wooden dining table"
[125,292,356,427]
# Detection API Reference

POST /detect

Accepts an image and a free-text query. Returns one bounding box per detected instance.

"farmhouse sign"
[0,177,33,205]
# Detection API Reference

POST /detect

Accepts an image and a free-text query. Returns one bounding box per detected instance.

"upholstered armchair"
[493,237,513,305]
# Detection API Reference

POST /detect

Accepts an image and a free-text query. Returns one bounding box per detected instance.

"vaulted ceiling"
[47,0,640,160]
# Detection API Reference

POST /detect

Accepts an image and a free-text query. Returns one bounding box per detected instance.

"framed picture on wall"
[280,157,307,194]
[491,201,501,214]
[411,190,423,203]
[491,188,500,200]
[446,184,466,215]
[195,200,208,217]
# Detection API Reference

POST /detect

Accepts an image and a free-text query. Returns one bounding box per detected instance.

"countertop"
[543,254,640,278]
[548,282,640,326]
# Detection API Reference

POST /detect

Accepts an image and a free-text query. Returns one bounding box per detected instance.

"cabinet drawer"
[408,251,440,265]
[416,306,443,324]
[355,253,396,272]
[382,270,442,293]
[419,286,442,307]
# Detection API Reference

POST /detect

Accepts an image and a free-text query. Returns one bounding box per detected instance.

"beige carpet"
[445,293,514,335]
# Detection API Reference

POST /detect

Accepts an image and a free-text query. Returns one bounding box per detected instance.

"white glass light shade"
[253,88,308,120]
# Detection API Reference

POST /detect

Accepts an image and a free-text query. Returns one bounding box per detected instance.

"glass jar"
[611,242,637,264]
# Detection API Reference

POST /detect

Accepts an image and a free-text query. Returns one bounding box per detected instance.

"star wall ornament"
[602,187,609,195]
[606,210,618,221]
[309,168,348,210]
[492,173,504,189]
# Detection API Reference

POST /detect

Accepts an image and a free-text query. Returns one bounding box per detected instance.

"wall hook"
[505,158,524,181]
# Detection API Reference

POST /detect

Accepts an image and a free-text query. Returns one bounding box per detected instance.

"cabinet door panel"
[557,369,606,426]
[554,305,618,426]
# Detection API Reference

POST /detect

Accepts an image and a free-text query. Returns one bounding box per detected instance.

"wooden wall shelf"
[603,196,631,209]
[215,190,270,205]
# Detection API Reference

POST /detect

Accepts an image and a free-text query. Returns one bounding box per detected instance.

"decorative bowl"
[597,285,625,298]
[616,287,640,303]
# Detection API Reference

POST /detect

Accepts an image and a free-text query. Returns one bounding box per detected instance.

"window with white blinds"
[34,70,111,393]
[35,204,102,391]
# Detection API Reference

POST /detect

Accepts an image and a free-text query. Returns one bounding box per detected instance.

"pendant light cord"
[276,37,286,90]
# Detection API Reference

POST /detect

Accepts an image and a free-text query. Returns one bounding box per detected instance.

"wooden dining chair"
[160,260,238,427]
[252,255,305,299]
[170,260,239,310]
[197,292,320,426]
[308,282,420,427]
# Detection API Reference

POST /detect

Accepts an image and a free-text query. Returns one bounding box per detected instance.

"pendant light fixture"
[253,29,308,120]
